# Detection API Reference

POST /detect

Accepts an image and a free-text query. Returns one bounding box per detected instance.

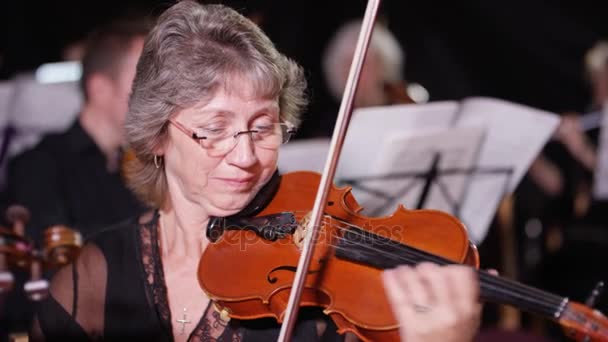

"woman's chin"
[207,193,256,216]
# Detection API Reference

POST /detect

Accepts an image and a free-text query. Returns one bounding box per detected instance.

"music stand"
[336,97,560,244]
[339,127,513,243]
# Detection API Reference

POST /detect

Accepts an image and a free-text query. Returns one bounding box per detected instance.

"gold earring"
[154,155,162,169]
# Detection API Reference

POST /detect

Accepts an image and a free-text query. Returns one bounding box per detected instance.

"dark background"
[1,0,608,118]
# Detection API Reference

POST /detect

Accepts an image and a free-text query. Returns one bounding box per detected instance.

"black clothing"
[34,172,342,341]
[3,119,145,241]
[34,212,343,341]
[1,119,144,340]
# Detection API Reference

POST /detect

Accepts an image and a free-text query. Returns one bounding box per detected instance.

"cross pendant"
[176,308,192,335]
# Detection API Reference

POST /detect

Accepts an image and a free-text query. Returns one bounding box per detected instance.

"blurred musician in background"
[298,18,413,139]
[0,17,150,340]
[514,40,608,339]
[323,18,412,109]
[2,18,150,242]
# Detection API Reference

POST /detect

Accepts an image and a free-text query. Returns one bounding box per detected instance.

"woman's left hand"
[382,262,482,342]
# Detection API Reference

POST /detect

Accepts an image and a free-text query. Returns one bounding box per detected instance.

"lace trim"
[139,211,172,334]
[137,210,242,341]
[189,304,242,341]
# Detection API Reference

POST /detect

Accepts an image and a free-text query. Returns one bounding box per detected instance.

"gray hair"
[124,1,307,207]
[322,19,404,101]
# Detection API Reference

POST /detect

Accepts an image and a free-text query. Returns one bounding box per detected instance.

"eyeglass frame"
[168,118,296,155]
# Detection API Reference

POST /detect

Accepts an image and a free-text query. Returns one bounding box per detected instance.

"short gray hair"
[124,1,308,207]
[322,19,404,101]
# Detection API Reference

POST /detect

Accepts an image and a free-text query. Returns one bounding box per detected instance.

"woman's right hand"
[382,262,482,342]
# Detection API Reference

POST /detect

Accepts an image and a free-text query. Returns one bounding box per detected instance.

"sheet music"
[593,106,608,199]
[455,97,560,191]
[336,101,459,180]
[448,97,560,243]
[333,96,560,244]
[349,126,485,217]
[454,97,560,242]
[278,138,330,173]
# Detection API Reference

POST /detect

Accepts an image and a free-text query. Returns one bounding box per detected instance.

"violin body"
[199,171,479,341]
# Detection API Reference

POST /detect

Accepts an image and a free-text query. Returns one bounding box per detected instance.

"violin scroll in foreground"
[0,205,83,300]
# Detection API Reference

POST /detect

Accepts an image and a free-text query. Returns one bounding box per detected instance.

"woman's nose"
[224,132,257,167]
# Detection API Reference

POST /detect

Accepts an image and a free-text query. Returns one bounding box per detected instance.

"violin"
[198,171,608,341]
[0,205,82,301]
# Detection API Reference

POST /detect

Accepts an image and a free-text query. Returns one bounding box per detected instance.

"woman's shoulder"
[85,210,156,254]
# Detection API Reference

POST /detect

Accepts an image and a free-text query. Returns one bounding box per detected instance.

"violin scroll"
[1,205,33,295]
[0,205,83,301]
[560,301,608,342]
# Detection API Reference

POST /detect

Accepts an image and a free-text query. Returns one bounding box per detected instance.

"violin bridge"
[294,212,311,250]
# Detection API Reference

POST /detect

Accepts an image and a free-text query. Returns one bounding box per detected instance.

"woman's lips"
[214,177,255,189]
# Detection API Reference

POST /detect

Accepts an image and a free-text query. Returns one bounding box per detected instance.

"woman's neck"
[158,203,210,260]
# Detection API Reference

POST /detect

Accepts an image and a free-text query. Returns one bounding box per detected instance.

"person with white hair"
[322,18,413,109]
[585,41,608,111]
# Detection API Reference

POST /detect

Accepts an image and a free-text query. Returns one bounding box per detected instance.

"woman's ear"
[152,142,166,156]
[152,126,170,156]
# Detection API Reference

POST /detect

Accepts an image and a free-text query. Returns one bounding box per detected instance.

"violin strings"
[327,216,564,301]
[329,244,562,317]
[317,216,566,315]
[328,218,565,307]
[327,239,563,316]
[287,214,605,336]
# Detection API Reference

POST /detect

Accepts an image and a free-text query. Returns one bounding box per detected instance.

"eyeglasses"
[169,119,296,157]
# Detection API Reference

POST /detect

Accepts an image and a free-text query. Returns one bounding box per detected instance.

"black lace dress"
[32,211,344,341]
[32,173,344,341]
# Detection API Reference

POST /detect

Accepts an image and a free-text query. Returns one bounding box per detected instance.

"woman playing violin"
[31,1,481,341]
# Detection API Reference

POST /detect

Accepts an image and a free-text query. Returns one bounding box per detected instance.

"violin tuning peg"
[585,281,604,308]
[24,279,49,301]
[6,205,30,225]
[0,271,15,294]
[6,205,30,237]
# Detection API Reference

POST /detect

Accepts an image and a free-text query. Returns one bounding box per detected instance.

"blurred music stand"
[336,97,560,243]
[278,138,330,173]
[339,127,514,237]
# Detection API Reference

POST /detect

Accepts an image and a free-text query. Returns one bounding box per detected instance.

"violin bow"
[277,0,382,340]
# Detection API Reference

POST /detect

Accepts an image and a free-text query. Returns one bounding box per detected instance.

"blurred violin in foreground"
[0,205,82,301]
[199,171,608,342]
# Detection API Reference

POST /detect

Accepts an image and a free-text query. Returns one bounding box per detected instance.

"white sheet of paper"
[332,97,559,244]
[455,97,560,190]
[453,97,560,242]
[336,101,459,180]
[347,126,485,218]
[11,76,82,129]
[278,138,330,173]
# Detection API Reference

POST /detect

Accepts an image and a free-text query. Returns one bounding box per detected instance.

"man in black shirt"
[3,19,149,241]
[0,18,149,339]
